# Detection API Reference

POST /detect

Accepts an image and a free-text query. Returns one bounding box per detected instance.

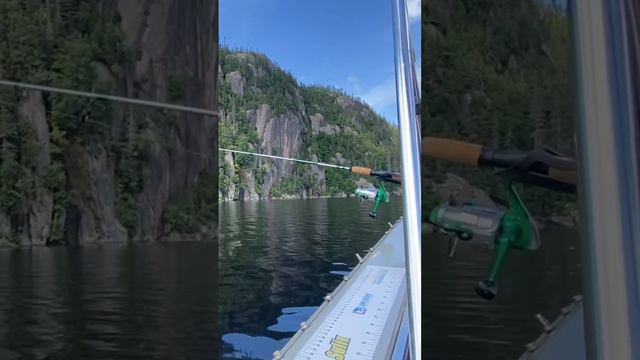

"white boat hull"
[275,219,410,360]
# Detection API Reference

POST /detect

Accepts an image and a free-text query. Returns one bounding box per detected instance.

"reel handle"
[476,235,510,300]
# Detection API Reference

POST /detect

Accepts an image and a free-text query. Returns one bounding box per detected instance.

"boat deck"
[519,297,586,360]
[274,218,409,360]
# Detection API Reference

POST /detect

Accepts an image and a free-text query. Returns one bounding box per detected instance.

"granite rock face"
[1,0,218,246]
[219,49,399,201]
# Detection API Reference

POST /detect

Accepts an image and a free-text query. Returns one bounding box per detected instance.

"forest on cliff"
[0,0,218,246]
[423,0,576,217]
[218,47,400,201]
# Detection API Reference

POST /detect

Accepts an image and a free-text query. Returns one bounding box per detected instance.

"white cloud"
[347,76,405,123]
[361,77,397,112]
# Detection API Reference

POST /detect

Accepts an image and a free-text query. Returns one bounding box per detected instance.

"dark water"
[0,242,218,360]
[0,198,581,360]
[218,198,404,359]
[424,226,583,360]
[220,198,582,360]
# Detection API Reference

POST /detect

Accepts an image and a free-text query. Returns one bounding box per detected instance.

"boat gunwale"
[518,296,585,359]
[274,217,406,359]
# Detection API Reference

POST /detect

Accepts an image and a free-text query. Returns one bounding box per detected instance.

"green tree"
[423,0,575,215]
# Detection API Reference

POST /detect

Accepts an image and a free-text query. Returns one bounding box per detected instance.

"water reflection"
[0,242,218,360]
[219,198,582,360]
[267,306,317,333]
[423,226,582,359]
[221,306,317,359]
[221,333,289,360]
[219,197,403,359]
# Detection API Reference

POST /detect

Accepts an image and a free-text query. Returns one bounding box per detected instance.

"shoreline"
[0,238,219,250]
[218,190,402,203]
[218,194,351,202]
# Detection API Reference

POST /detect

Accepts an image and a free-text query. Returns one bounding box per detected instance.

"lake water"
[0,197,581,360]
[219,197,404,359]
[220,198,582,360]
[423,225,583,359]
[0,241,218,360]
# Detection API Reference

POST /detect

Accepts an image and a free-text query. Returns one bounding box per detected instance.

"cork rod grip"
[422,137,483,166]
[351,166,372,176]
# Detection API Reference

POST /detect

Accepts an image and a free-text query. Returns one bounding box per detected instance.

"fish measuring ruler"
[292,265,406,360]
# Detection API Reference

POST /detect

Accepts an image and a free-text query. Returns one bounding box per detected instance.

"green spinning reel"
[354,180,390,218]
[428,182,541,300]
[423,137,577,300]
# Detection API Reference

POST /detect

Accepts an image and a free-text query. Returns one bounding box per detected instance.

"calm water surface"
[0,198,581,360]
[423,225,582,360]
[0,241,218,360]
[219,198,404,359]
[220,198,582,360]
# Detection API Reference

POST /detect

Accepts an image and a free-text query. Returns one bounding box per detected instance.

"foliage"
[0,143,31,212]
[0,0,134,241]
[0,90,35,212]
[114,142,143,235]
[220,47,299,116]
[0,0,217,242]
[423,0,575,215]
[166,171,217,233]
[168,75,186,102]
[219,47,400,199]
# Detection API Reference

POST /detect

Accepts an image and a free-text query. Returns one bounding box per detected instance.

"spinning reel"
[354,180,390,218]
[428,183,541,300]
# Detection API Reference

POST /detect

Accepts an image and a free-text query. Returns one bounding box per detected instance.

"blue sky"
[220,0,421,125]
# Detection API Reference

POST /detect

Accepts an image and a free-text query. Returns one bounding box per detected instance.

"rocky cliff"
[0,0,218,246]
[219,48,400,200]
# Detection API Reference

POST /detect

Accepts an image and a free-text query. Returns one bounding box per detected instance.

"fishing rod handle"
[421,137,483,166]
[351,166,372,176]
[421,137,578,186]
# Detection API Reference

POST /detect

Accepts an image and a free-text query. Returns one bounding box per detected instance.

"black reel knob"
[475,279,497,300]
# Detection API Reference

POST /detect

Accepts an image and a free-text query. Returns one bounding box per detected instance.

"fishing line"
[0,98,344,170]
[0,80,219,117]
[0,89,364,172]
[219,148,351,170]
[0,98,215,159]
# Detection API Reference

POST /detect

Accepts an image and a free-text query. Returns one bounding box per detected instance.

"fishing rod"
[422,136,578,193]
[0,79,401,217]
[219,147,401,217]
[0,79,402,182]
[422,136,578,300]
[219,148,401,183]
